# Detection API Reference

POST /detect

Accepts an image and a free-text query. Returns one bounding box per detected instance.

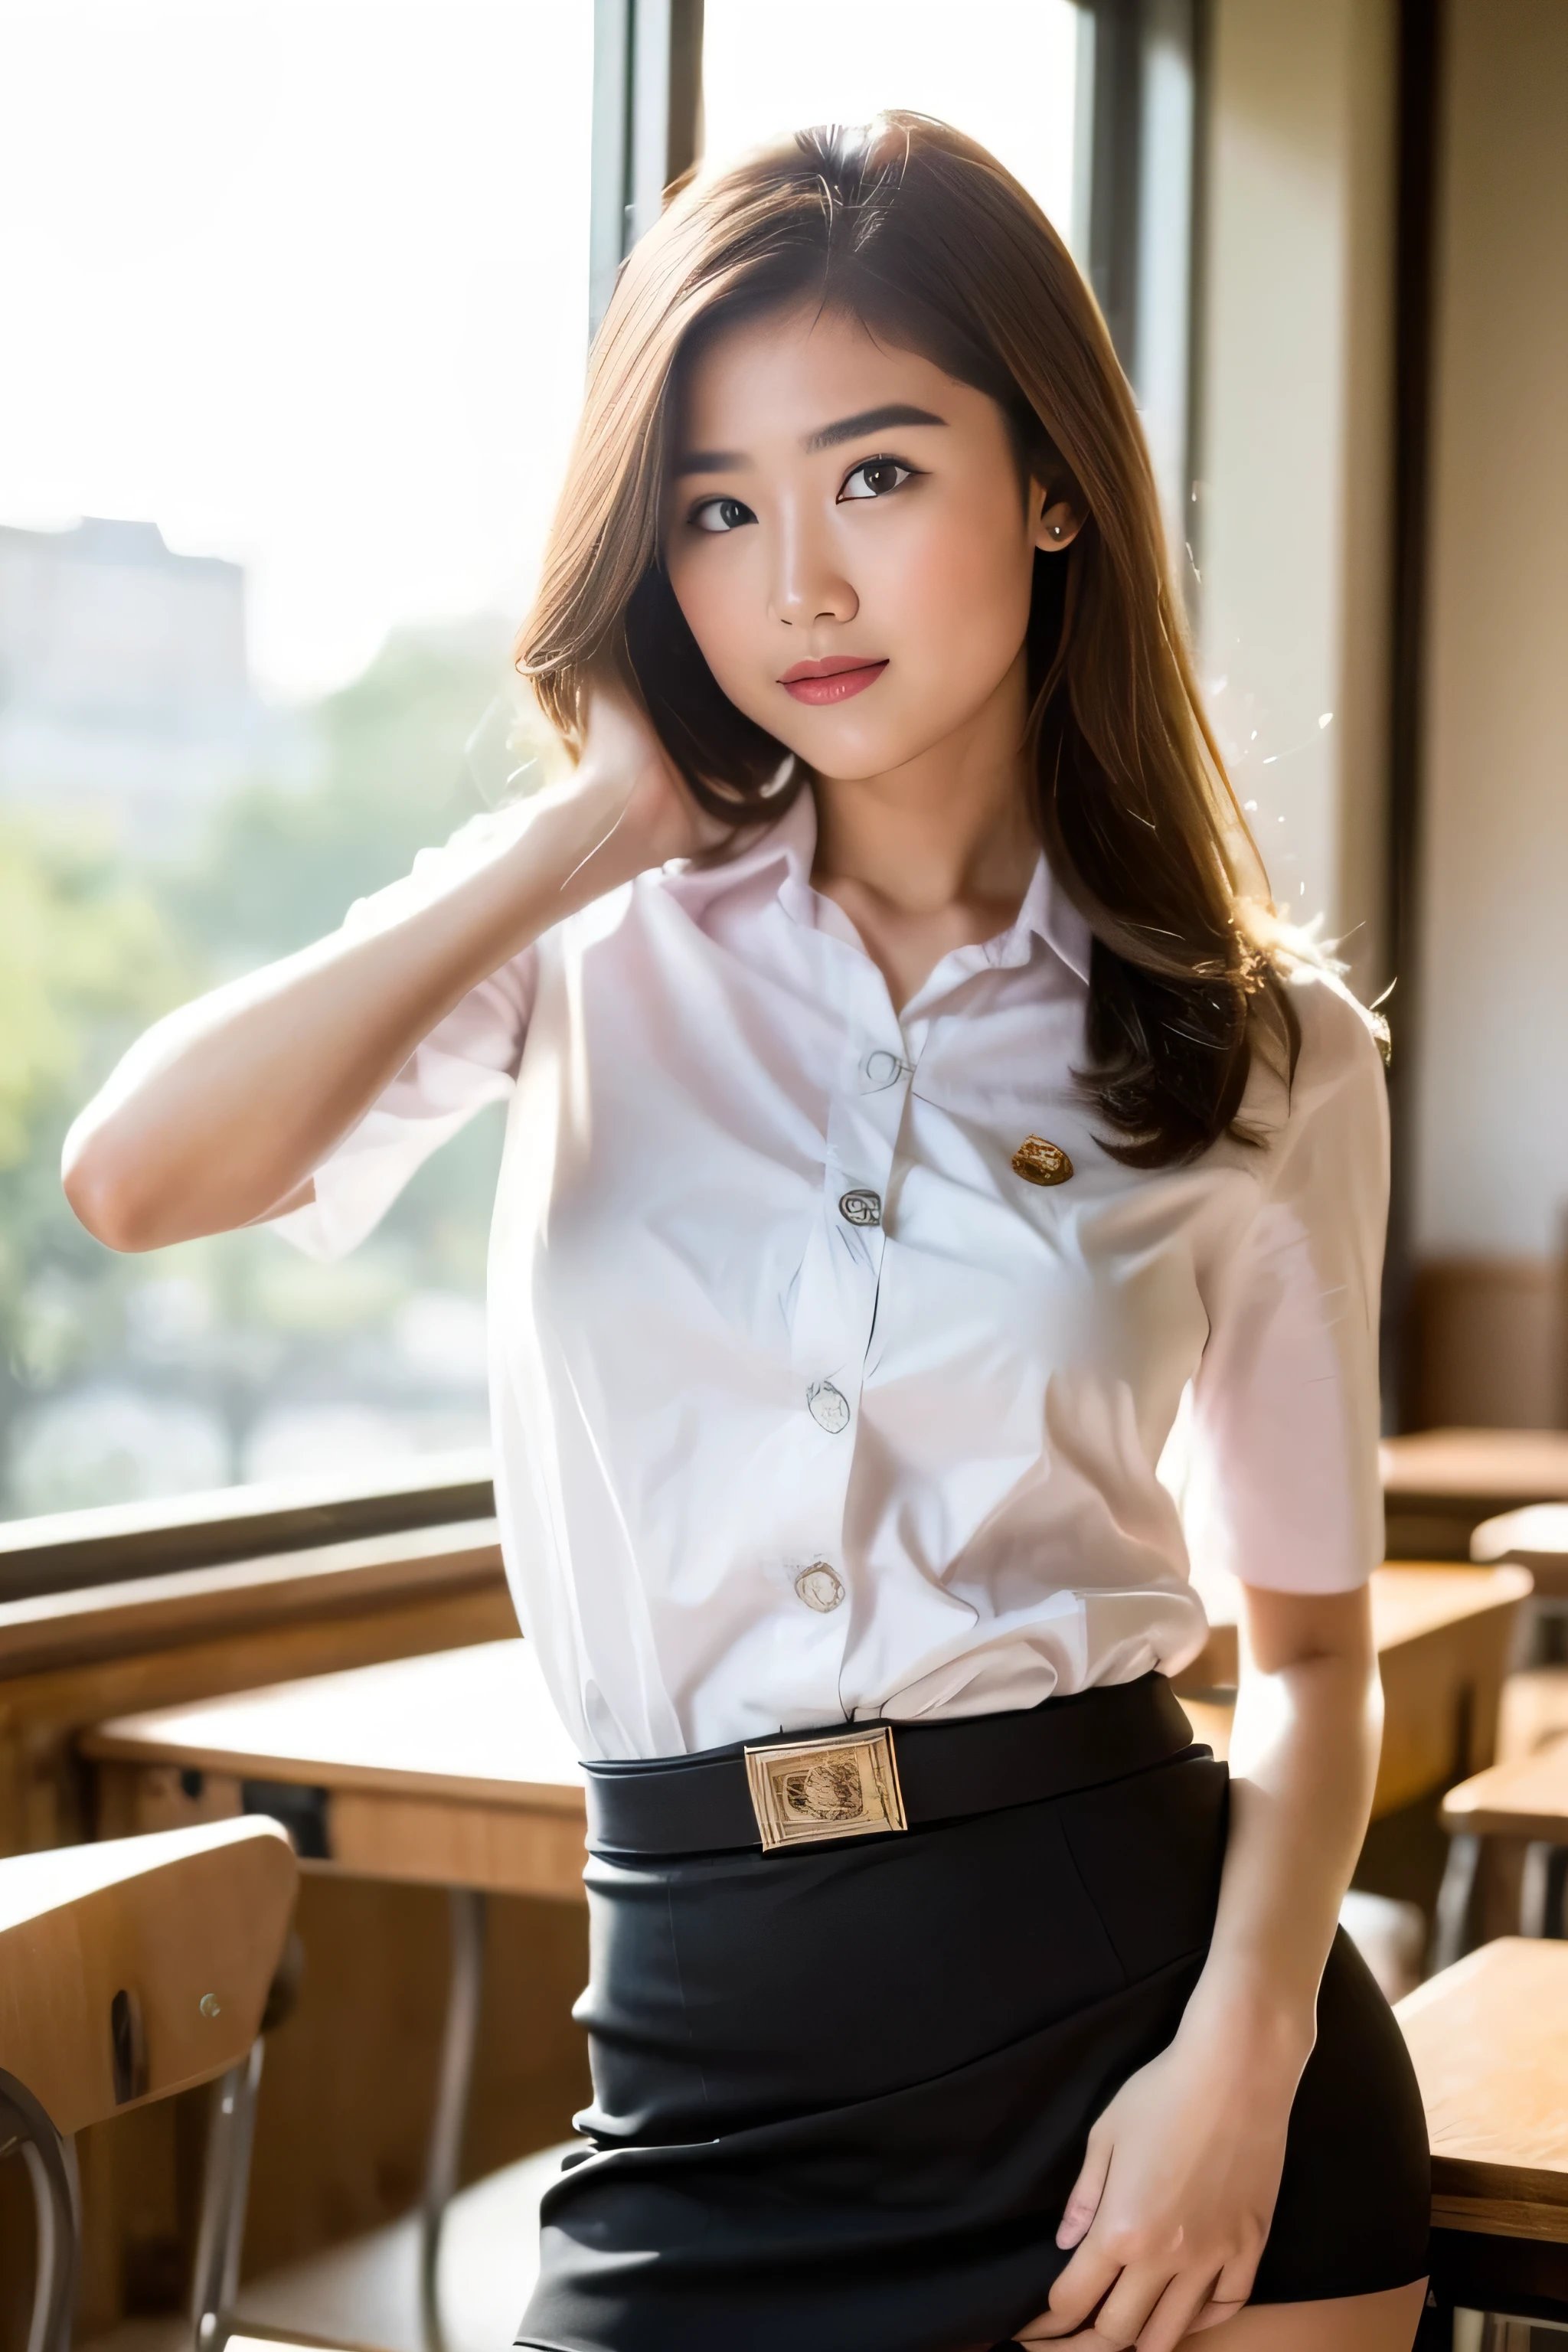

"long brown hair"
[519,113,1295,1167]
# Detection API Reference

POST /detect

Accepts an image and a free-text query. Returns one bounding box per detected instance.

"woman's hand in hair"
[64,681,742,1254]
[569,682,742,891]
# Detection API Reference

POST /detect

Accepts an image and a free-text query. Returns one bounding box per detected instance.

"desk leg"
[190,2040,263,2350]
[1520,1841,1568,1938]
[1432,1833,1482,1973]
[420,1888,487,2352]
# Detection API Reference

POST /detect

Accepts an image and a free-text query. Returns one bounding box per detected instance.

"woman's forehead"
[673,305,975,452]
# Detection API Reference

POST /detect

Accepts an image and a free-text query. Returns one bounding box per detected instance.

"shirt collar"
[660,784,1093,988]
[995,845,1093,985]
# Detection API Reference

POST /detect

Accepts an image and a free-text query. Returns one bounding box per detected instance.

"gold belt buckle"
[743,1724,907,1854]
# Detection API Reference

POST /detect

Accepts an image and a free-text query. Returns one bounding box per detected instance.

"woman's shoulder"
[1276,954,1388,1089]
[1226,953,1387,1171]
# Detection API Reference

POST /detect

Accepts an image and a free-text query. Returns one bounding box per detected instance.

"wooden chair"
[1436,1738,1568,1968]
[1473,1504,1568,1706]
[1417,1508,1568,1968]
[0,1819,296,2352]
[1397,1938,1568,2343]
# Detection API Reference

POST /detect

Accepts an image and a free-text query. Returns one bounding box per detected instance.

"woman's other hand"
[1016,1994,1304,2347]
[1018,1586,1382,2349]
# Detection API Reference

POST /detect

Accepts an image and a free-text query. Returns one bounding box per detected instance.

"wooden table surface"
[84,1562,1532,1889]
[84,1642,588,1902]
[1382,1428,1568,1560]
[1397,1936,1568,2246]
[1381,1429,1568,1508]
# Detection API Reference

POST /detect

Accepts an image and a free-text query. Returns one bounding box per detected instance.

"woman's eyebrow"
[804,403,947,451]
[674,447,746,476]
[673,403,949,477]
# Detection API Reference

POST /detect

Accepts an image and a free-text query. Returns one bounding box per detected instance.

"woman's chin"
[770,714,939,786]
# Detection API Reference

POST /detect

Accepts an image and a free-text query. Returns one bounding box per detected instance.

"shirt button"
[838,1188,882,1228]
[795,1563,845,1612]
[807,1380,851,1433]
[861,1048,906,1093]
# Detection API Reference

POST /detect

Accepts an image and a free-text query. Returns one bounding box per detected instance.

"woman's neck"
[809,651,1038,1012]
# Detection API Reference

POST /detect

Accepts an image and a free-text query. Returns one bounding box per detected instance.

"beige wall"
[1413,0,1568,1263]
[1195,0,1396,1001]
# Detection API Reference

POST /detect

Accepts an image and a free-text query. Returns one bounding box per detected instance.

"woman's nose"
[769,510,858,629]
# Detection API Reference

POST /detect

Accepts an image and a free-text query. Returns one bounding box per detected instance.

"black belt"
[582,1672,1200,1859]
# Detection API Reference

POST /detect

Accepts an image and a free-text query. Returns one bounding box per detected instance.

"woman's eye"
[839,457,913,502]
[691,496,756,534]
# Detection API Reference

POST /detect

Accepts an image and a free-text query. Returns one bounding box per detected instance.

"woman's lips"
[778,658,889,706]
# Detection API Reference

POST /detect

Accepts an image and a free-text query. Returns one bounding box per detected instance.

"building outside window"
[0,1,593,1517]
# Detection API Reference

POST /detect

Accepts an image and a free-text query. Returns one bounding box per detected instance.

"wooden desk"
[1382,1428,1568,1560]
[1473,1503,1568,1599]
[1178,1563,1532,1818]
[1397,1937,1568,2322]
[84,1641,586,1903]
[1437,1736,1568,1957]
[83,1645,585,2350]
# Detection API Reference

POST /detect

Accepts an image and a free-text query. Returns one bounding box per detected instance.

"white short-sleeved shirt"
[276,789,1389,1762]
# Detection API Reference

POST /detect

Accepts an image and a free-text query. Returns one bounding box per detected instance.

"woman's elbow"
[60,1118,165,1253]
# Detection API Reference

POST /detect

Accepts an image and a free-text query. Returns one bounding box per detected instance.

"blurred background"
[0,0,1563,1521]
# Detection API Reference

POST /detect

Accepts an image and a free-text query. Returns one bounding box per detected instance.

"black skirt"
[518,1686,1429,2352]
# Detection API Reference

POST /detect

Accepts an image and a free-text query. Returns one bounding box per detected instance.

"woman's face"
[662,302,1079,782]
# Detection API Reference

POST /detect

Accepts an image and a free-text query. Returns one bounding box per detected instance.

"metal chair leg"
[1521,1841,1552,1938]
[1432,1832,1482,1973]
[0,2068,80,2352]
[1546,1842,1568,1939]
[189,2040,264,2352]
[419,1889,488,2352]
[1518,1839,1568,1939]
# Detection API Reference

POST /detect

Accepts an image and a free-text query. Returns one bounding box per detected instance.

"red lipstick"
[778,655,889,706]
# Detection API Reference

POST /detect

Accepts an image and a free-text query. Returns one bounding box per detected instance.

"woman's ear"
[1032,482,1084,554]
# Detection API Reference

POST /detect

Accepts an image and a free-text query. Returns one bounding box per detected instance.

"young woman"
[64,117,1429,2352]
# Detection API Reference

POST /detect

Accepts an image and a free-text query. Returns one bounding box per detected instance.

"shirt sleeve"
[270,810,541,1264]
[1183,971,1390,1594]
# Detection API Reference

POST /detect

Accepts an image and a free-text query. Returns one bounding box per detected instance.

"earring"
[1050,523,1064,540]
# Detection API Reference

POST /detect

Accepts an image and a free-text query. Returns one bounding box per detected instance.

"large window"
[0,2,593,1517]
[1,0,1198,1528]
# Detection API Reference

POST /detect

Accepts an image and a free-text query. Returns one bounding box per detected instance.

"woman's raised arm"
[63,693,715,1253]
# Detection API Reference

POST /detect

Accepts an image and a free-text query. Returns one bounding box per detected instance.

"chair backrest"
[0,1820,297,2352]
[1472,1502,1568,1587]
[0,1818,297,2135]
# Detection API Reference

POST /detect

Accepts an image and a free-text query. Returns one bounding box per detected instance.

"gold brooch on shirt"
[1011,1135,1074,1187]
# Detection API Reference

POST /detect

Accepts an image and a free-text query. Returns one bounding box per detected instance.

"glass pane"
[0,1,593,1517]
[700,0,1084,258]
